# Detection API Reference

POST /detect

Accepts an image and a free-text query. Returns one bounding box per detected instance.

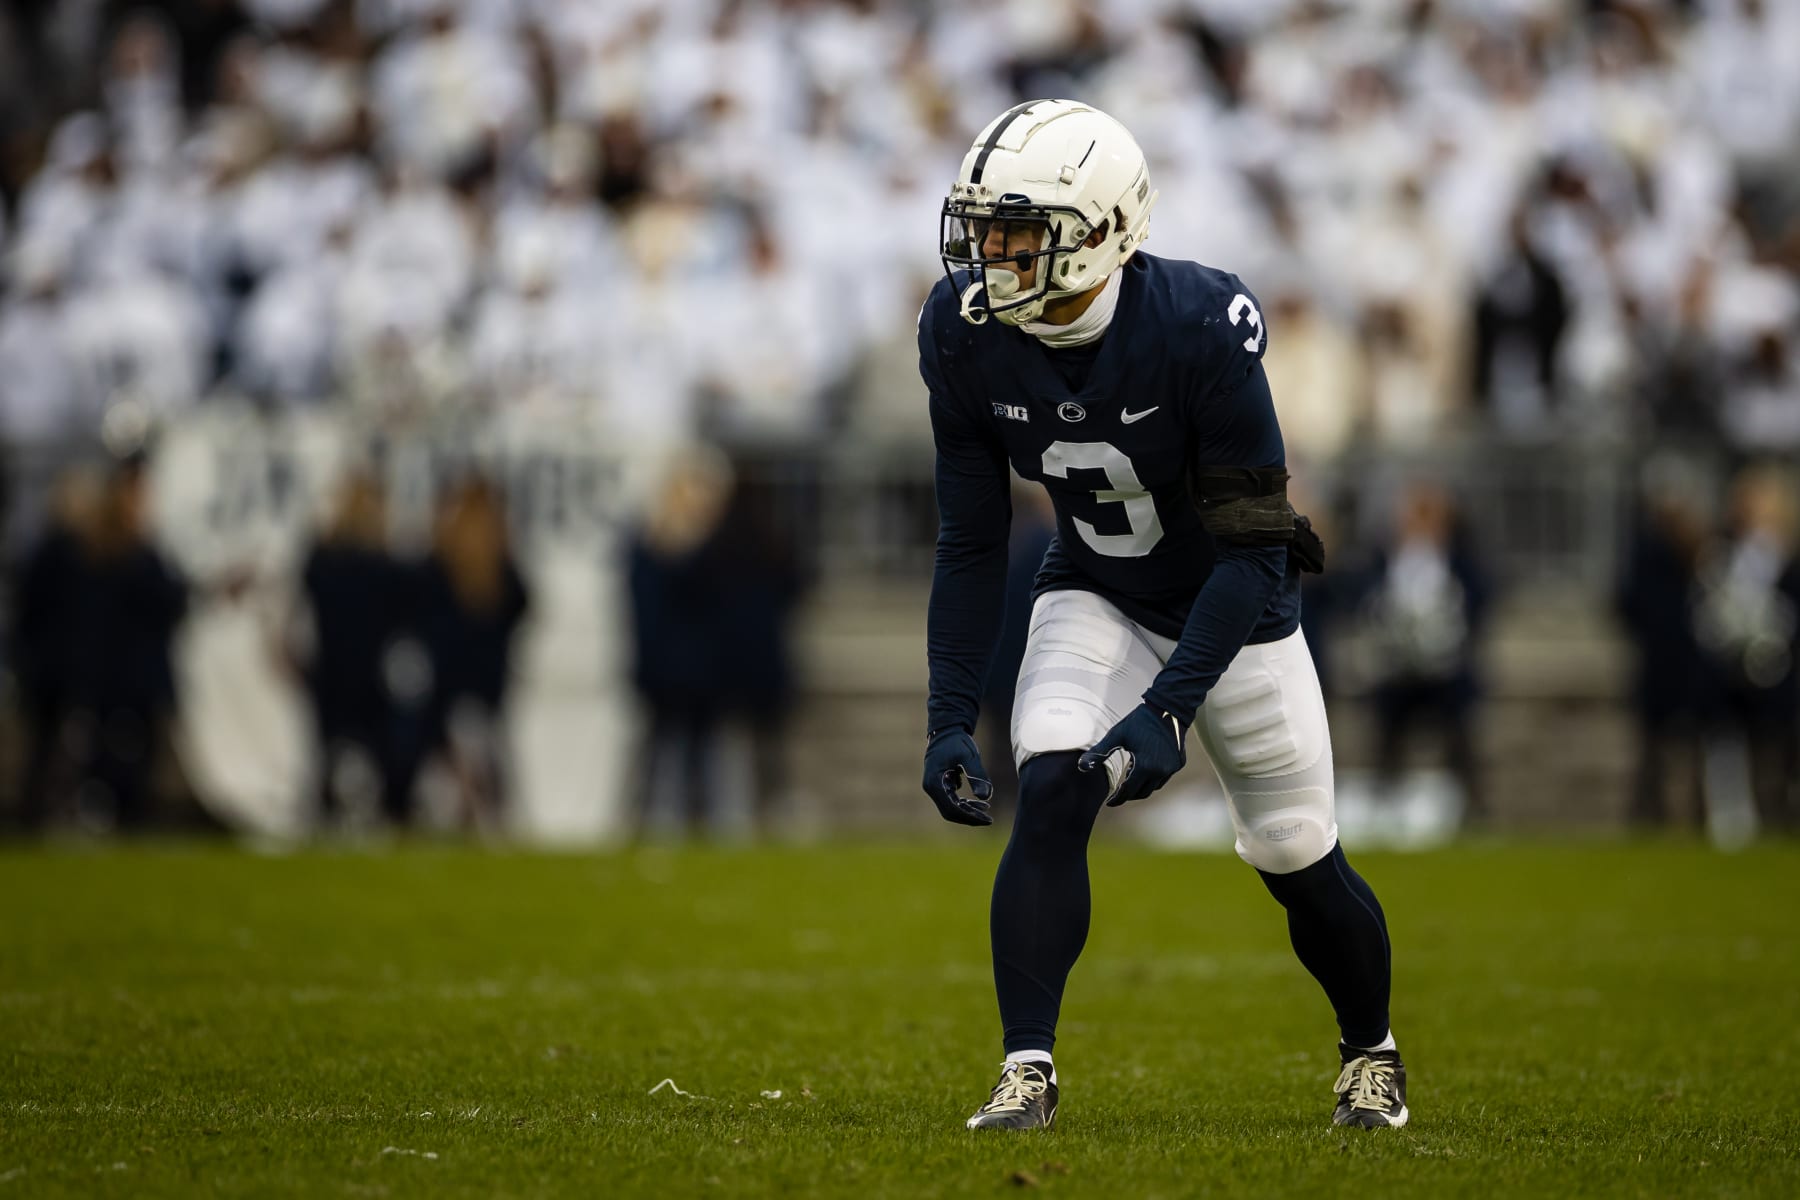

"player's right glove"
[922,728,995,826]
[1078,704,1187,806]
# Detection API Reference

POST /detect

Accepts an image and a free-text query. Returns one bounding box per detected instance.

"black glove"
[1078,704,1187,806]
[922,728,994,826]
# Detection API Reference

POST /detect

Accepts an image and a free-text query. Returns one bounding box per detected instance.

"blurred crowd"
[1296,460,1799,836]
[10,459,534,834]
[293,471,529,834]
[0,0,1796,455]
[1,0,1798,837]
[1616,459,1800,834]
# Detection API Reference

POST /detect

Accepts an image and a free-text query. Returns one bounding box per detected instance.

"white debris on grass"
[380,1148,439,1160]
[760,1090,782,1099]
[647,1079,712,1099]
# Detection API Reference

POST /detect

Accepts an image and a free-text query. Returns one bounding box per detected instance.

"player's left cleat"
[1332,1046,1408,1128]
[965,1060,1057,1130]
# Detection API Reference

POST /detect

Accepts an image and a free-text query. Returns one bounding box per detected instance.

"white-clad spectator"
[766,126,904,352]
[0,241,81,447]
[1305,64,1421,226]
[60,261,212,424]
[1343,175,1471,430]
[796,0,917,142]
[593,276,701,443]
[698,221,834,444]
[1635,130,1735,298]
[1085,16,1219,165]
[865,147,964,303]
[539,3,665,124]
[920,5,1016,137]
[1360,299,1448,448]
[171,112,277,339]
[1425,30,1552,279]
[1262,288,1365,462]
[831,28,950,163]
[466,223,602,411]
[1706,264,1800,452]
[101,12,184,172]
[338,172,477,349]
[1146,149,1289,290]
[649,0,799,139]
[254,38,365,153]
[328,171,480,418]
[369,0,536,176]
[228,140,375,282]
[1541,10,1680,167]
[671,91,781,204]
[1684,0,1800,178]
[1521,152,1643,416]
[492,125,620,296]
[17,114,117,281]
[1720,323,1800,454]
[798,0,912,96]
[1241,4,1349,128]
[234,219,353,404]
[587,195,730,443]
[1472,203,1572,433]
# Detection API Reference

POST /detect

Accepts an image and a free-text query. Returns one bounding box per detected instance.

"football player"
[919,100,1406,1131]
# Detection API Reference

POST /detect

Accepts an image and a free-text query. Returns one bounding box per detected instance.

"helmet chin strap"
[959,268,1042,326]
[958,279,990,325]
[983,267,1048,326]
[959,258,1103,328]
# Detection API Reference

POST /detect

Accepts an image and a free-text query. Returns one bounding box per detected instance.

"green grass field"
[3,839,1798,1198]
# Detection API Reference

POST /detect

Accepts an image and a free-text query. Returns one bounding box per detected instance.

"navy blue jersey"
[921,252,1301,736]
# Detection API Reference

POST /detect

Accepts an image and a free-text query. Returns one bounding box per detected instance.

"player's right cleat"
[965,1060,1058,1129]
[1332,1046,1409,1128]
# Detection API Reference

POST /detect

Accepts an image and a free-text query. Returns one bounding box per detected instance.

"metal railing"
[738,438,1637,592]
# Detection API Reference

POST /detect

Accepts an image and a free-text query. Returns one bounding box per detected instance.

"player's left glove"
[1078,704,1187,806]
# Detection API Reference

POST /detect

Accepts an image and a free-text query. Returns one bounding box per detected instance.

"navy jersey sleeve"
[922,305,1012,736]
[1141,358,1288,721]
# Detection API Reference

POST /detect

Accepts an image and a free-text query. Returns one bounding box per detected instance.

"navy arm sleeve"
[1141,361,1288,722]
[922,326,1012,737]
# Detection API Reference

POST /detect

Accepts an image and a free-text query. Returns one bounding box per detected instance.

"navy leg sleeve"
[990,751,1110,1054]
[1258,843,1393,1048]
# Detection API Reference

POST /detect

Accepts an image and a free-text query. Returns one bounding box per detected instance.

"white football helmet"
[940,99,1158,326]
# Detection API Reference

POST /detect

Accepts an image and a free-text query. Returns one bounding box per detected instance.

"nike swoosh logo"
[1120,406,1159,424]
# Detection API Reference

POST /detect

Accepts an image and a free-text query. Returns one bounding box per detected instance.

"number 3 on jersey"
[1228,293,1263,353]
[1041,441,1164,557]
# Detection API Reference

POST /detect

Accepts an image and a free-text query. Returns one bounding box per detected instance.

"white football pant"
[1009,588,1338,874]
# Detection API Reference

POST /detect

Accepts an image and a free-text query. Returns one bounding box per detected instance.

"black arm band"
[1187,466,1326,572]
[1188,466,1297,543]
